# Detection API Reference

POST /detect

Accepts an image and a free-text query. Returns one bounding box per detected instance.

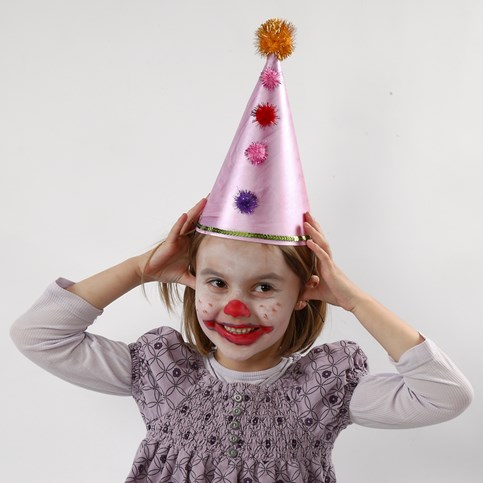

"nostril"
[224,299,251,318]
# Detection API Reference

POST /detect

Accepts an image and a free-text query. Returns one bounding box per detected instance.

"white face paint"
[195,236,302,372]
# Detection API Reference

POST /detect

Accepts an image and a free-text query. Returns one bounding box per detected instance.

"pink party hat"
[197,19,310,245]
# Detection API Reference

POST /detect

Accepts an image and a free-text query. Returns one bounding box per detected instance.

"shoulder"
[134,325,186,348]
[131,326,195,356]
[292,340,368,383]
[284,341,369,429]
[129,326,201,369]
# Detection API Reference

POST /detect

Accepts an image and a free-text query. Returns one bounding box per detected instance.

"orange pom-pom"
[256,18,295,61]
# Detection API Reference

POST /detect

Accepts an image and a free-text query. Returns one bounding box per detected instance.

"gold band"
[196,223,310,242]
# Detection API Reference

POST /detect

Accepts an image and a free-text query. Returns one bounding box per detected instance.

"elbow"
[10,317,39,356]
[10,320,27,352]
[429,379,474,423]
[450,379,474,416]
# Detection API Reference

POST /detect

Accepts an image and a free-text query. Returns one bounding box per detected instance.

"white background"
[1,1,482,482]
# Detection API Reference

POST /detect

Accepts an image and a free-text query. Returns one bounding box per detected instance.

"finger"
[304,212,324,234]
[304,221,333,259]
[306,239,335,281]
[181,197,208,234]
[187,197,207,218]
[166,213,189,242]
[306,238,331,262]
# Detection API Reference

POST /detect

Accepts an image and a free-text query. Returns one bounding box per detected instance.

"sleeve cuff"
[49,277,104,322]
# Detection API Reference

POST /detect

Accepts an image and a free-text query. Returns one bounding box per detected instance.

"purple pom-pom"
[260,68,281,90]
[234,190,259,214]
[245,142,268,165]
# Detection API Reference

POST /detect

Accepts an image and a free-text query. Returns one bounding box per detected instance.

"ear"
[300,274,320,300]
[294,275,320,310]
[182,273,197,290]
[294,300,307,311]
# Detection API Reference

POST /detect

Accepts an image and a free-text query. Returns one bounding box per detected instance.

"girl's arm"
[10,199,206,393]
[349,338,473,428]
[10,278,133,395]
[303,213,473,425]
[303,213,423,361]
[67,198,206,309]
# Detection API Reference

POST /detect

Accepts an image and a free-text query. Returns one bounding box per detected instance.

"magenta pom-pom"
[245,142,268,165]
[260,68,281,90]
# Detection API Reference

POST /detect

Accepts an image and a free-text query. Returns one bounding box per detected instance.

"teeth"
[224,326,257,335]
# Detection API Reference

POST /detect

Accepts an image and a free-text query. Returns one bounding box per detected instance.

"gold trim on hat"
[196,223,310,242]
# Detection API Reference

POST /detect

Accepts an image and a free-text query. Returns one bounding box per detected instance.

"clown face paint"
[195,236,303,372]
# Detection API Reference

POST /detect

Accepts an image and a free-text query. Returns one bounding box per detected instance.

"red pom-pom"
[252,103,277,127]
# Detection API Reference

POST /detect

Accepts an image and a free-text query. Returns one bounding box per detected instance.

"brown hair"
[156,231,326,356]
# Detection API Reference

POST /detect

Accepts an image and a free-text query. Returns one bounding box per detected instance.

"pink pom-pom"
[245,142,268,165]
[260,68,281,90]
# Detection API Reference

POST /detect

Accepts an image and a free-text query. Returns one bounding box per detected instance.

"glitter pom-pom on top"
[252,103,278,127]
[245,142,268,165]
[260,68,281,90]
[256,18,295,61]
[234,190,259,214]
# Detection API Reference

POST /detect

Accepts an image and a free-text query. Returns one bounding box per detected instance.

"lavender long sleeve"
[10,279,473,428]
[11,278,132,396]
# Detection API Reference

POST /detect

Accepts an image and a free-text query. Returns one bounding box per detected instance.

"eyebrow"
[198,268,284,281]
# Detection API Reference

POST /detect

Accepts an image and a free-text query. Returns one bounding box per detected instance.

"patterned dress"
[127,327,368,483]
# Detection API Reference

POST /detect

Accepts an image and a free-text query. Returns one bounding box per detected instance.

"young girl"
[10,198,473,482]
[11,18,473,483]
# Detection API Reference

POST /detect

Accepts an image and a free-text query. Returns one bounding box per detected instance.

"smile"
[204,321,273,345]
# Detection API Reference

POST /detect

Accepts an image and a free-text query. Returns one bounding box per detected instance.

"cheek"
[196,297,209,316]
[257,302,287,323]
[196,294,218,319]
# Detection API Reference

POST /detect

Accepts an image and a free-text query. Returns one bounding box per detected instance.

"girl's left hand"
[302,213,366,312]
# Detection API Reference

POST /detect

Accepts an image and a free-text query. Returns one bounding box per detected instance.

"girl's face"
[195,236,303,372]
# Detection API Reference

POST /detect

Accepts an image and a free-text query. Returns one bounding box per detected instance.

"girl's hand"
[302,213,366,312]
[137,197,207,289]
[303,213,424,360]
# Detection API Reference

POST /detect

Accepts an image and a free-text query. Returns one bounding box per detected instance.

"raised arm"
[67,197,207,309]
[302,213,472,425]
[302,212,422,361]
[10,198,206,394]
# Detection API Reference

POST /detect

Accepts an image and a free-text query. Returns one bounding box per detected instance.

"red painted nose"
[224,299,251,318]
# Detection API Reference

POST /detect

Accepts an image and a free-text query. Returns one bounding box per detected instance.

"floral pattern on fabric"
[127,327,368,483]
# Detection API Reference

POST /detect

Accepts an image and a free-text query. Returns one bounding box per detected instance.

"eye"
[254,283,273,293]
[208,278,227,289]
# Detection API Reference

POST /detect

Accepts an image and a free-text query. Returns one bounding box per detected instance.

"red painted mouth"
[204,321,273,346]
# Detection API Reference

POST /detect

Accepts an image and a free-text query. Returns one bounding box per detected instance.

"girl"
[10,198,473,482]
[11,18,473,483]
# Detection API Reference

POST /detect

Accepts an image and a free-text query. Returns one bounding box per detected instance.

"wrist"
[132,253,149,283]
[348,291,373,314]
[126,256,146,286]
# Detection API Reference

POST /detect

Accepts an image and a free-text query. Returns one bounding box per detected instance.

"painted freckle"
[276,303,282,307]
[208,303,213,307]
[263,314,269,320]
[203,310,208,314]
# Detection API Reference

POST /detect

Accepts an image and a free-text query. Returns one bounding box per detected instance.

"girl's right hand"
[137,197,207,288]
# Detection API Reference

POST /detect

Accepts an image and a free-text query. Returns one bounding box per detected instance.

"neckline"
[192,349,301,389]
[206,352,293,386]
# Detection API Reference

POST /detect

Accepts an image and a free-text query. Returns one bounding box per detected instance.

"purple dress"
[126,327,368,483]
